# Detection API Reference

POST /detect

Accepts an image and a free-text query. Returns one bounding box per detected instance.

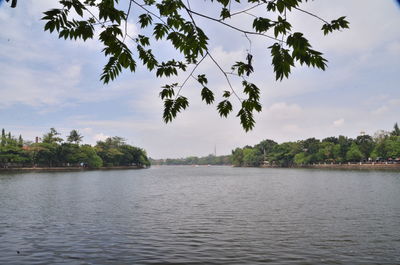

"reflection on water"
[1,167,400,264]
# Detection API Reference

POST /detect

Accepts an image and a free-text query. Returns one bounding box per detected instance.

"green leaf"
[269,43,294,81]
[159,84,177,99]
[217,100,233,117]
[253,17,273,33]
[201,87,214,104]
[197,74,208,85]
[220,8,231,20]
[162,95,189,123]
[138,13,153,28]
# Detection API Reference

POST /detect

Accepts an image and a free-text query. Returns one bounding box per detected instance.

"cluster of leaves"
[0,128,150,168]
[41,0,349,131]
[231,123,400,167]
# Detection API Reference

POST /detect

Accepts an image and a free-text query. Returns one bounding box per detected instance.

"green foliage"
[41,0,349,131]
[269,142,299,167]
[0,128,150,169]
[321,16,350,35]
[229,123,400,167]
[95,136,150,167]
[346,143,363,162]
[386,137,400,158]
[243,148,262,167]
[355,135,375,159]
[80,145,103,168]
[294,152,309,166]
[231,148,244,166]
[42,128,63,144]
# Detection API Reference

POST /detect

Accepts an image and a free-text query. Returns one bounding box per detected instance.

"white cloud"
[389,98,400,106]
[0,62,82,108]
[372,106,389,116]
[93,133,110,142]
[282,124,302,134]
[266,102,303,119]
[333,118,345,127]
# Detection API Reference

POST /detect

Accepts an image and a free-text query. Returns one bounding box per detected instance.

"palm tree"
[67,130,83,144]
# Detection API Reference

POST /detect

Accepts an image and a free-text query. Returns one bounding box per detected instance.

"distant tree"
[80,145,103,168]
[302,138,320,154]
[231,148,244,167]
[338,135,353,161]
[59,143,82,165]
[0,130,24,167]
[269,142,300,167]
[346,143,363,162]
[294,152,309,165]
[242,148,262,167]
[317,141,336,162]
[385,137,400,159]
[34,142,60,167]
[1,129,5,146]
[332,144,342,162]
[392,123,400,137]
[67,129,83,144]
[95,137,149,167]
[42,128,63,144]
[322,136,339,145]
[18,135,23,147]
[355,135,375,159]
[300,138,320,163]
[254,139,278,159]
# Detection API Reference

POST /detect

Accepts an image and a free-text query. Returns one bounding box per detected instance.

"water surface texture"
[1,166,400,264]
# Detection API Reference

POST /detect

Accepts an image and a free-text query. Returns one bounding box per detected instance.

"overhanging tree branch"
[37,0,349,131]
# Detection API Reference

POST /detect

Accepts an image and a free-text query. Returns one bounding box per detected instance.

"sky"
[0,0,399,158]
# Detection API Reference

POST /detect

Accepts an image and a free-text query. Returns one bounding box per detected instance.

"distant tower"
[360,131,366,136]
[214,144,216,157]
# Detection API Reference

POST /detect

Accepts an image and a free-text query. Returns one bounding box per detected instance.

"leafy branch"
[40,0,349,131]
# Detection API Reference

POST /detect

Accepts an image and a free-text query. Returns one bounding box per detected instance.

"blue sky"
[0,0,399,158]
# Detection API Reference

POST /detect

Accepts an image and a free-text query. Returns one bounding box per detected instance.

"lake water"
[0,166,399,264]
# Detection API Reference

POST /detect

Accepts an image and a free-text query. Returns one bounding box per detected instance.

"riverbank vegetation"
[0,128,150,169]
[231,123,400,167]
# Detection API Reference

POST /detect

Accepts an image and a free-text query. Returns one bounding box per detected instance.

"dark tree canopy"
[9,0,349,131]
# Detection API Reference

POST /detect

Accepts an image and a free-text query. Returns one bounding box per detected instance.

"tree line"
[231,123,400,167]
[0,128,150,169]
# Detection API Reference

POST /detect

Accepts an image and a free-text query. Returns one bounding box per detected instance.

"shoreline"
[260,163,400,171]
[0,166,146,173]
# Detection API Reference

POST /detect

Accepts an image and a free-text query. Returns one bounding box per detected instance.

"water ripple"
[1,167,400,264]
